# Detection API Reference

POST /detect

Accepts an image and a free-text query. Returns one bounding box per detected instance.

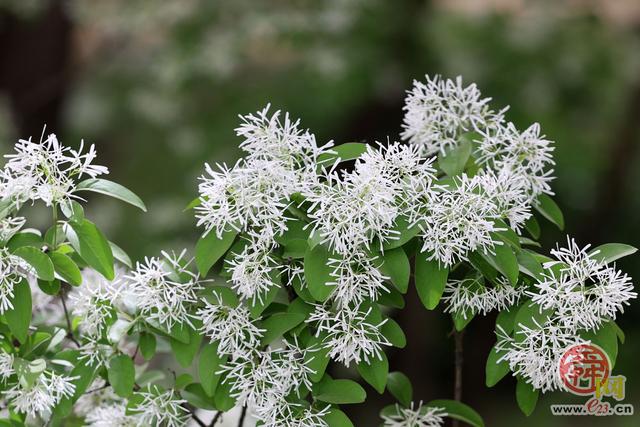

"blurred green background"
[1,0,639,425]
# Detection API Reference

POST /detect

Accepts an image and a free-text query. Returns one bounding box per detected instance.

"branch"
[452,327,465,427]
[238,406,247,427]
[59,288,80,347]
[209,411,222,426]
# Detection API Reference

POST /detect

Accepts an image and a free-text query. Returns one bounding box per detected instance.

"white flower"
[85,403,136,427]
[222,341,315,425]
[125,250,201,330]
[0,131,108,207]
[442,277,525,319]
[74,378,122,417]
[0,247,34,314]
[382,402,446,427]
[401,75,505,155]
[496,319,585,392]
[306,142,433,255]
[78,338,115,369]
[418,175,502,266]
[477,122,555,199]
[0,351,14,380]
[226,233,281,302]
[195,160,291,239]
[530,237,637,332]
[130,386,189,427]
[0,216,26,242]
[197,291,264,360]
[69,268,125,337]
[261,402,330,427]
[475,167,532,231]
[3,370,76,417]
[236,104,331,181]
[307,304,390,367]
[327,250,389,307]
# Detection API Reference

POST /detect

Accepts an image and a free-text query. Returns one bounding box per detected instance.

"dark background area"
[1,1,639,425]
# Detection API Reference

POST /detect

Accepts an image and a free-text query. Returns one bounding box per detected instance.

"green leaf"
[67,219,114,280]
[75,178,147,211]
[415,256,448,310]
[516,250,544,280]
[314,378,366,404]
[317,142,368,167]
[108,355,135,398]
[453,311,474,331]
[49,252,82,286]
[183,197,201,211]
[139,332,156,361]
[379,247,410,293]
[323,409,354,427]
[110,242,132,268]
[170,325,203,368]
[588,243,637,264]
[248,282,279,319]
[381,318,406,348]
[534,194,564,230]
[5,278,32,343]
[483,242,519,285]
[305,335,331,382]
[275,220,311,259]
[52,358,98,418]
[495,305,520,335]
[38,278,60,295]
[304,245,335,301]
[524,216,540,239]
[382,216,420,250]
[485,344,510,387]
[427,399,484,427]
[7,231,43,252]
[182,383,216,410]
[494,220,521,250]
[199,342,225,397]
[60,200,85,220]
[387,371,412,407]
[357,352,388,394]
[213,376,236,411]
[581,321,618,369]
[516,379,539,416]
[377,287,405,309]
[13,246,54,281]
[260,312,306,345]
[438,137,472,177]
[195,229,237,276]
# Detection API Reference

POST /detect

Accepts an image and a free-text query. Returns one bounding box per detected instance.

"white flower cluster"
[125,250,201,330]
[70,268,126,337]
[417,176,503,266]
[498,238,636,392]
[401,75,505,156]
[197,291,265,360]
[0,131,108,207]
[531,238,636,331]
[196,105,332,302]
[3,370,76,417]
[75,383,189,427]
[0,247,34,313]
[307,304,390,367]
[381,402,447,427]
[442,277,525,319]
[221,340,326,426]
[0,216,26,243]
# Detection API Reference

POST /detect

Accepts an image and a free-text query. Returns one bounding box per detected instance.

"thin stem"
[452,327,465,427]
[209,411,222,426]
[60,289,80,347]
[51,203,58,250]
[190,411,206,427]
[238,406,247,427]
